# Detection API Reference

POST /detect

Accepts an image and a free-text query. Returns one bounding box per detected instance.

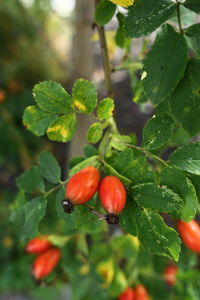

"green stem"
[108,117,119,134]
[95,0,114,98]
[98,130,111,160]
[44,179,69,197]
[112,138,168,166]
[176,1,184,35]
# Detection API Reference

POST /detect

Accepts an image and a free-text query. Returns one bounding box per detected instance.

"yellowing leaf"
[72,79,97,114]
[79,264,90,275]
[47,114,77,143]
[109,0,134,7]
[74,100,87,112]
[97,259,115,287]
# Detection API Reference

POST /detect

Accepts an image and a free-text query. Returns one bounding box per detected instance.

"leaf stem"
[88,206,106,220]
[176,1,184,35]
[95,0,114,98]
[44,179,69,197]
[112,137,168,166]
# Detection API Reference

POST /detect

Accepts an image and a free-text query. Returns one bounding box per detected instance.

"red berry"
[32,248,61,280]
[99,175,126,224]
[177,220,200,254]
[63,166,101,213]
[164,264,178,286]
[118,288,135,300]
[134,285,149,300]
[26,236,52,254]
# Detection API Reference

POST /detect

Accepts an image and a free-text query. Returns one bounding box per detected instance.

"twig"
[88,206,106,220]
[176,1,184,35]
[95,0,114,98]
[44,179,69,197]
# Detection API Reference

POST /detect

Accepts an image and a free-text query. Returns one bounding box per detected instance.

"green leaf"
[124,0,175,38]
[124,157,154,184]
[184,0,200,14]
[189,174,200,204]
[83,145,98,157]
[103,160,132,185]
[97,98,114,120]
[33,81,73,114]
[143,113,175,150]
[48,235,70,247]
[132,80,148,104]
[69,156,99,176]
[11,190,27,211]
[110,234,139,258]
[115,13,129,49]
[72,79,97,114]
[132,183,183,217]
[23,105,57,136]
[108,268,128,297]
[119,196,137,236]
[17,166,45,193]
[185,24,200,58]
[167,127,191,147]
[136,209,181,261]
[10,196,47,240]
[113,148,134,174]
[188,59,200,90]
[38,151,61,184]
[169,5,197,27]
[47,113,77,142]
[169,142,200,175]
[160,166,198,221]
[95,0,116,26]
[143,24,188,104]
[69,156,85,169]
[169,60,200,135]
[111,134,132,151]
[86,122,103,144]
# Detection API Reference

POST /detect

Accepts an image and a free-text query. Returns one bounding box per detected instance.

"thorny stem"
[95,0,114,98]
[176,1,184,35]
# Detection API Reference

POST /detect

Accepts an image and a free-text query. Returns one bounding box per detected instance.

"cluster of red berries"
[26,236,61,280]
[118,284,150,300]
[62,166,126,224]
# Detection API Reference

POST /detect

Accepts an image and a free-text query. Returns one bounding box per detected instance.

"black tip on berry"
[105,213,119,225]
[62,199,74,214]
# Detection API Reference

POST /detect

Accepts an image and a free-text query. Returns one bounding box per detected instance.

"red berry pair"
[118,285,150,300]
[62,166,126,224]
[26,236,61,280]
